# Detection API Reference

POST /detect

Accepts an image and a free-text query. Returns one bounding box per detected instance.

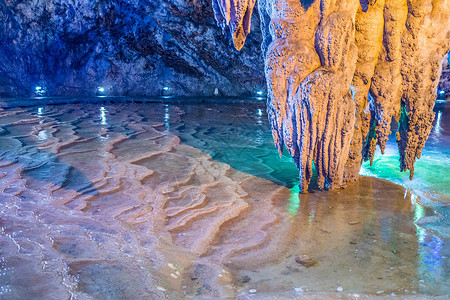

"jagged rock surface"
[438,53,450,97]
[215,0,450,191]
[0,0,264,97]
[212,0,257,50]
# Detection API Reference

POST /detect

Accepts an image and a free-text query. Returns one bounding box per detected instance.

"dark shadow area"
[359,0,370,12]
[300,0,316,10]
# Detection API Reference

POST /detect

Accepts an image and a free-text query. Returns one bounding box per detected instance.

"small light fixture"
[255,90,265,99]
[96,87,106,96]
[34,86,46,97]
[437,90,446,100]
[161,86,171,97]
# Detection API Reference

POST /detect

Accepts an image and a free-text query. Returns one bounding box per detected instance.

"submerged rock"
[214,0,450,191]
[295,255,318,268]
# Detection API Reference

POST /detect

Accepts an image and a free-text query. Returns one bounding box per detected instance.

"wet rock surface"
[0,102,448,298]
[295,255,318,268]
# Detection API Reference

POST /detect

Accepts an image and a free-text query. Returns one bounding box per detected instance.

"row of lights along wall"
[32,86,447,99]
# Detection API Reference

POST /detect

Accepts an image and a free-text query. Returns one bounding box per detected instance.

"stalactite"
[211,0,257,50]
[213,0,450,191]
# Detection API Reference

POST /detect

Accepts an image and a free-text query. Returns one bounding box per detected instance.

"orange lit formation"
[213,0,450,191]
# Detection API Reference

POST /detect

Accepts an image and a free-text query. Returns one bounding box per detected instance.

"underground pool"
[0,100,448,299]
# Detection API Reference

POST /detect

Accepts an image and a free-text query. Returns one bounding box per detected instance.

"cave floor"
[0,101,448,299]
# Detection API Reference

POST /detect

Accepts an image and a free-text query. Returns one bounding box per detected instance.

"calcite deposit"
[214,0,450,191]
[438,53,450,96]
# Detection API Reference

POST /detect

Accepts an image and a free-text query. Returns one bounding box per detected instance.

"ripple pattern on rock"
[0,103,448,298]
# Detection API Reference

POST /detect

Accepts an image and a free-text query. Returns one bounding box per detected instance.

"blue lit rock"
[438,52,449,98]
[0,0,264,97]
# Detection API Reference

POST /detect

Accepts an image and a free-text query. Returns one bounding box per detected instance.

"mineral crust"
[214,0,450,191]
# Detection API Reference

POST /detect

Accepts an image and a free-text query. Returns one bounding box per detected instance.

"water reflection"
[36,106,48,140]
[37,130,48,140]
[287,185,300,216]
[434,110,442,136]
[233,177,438,295]
[164,104,170,131]
[0,102,448,298]
[418,234,445,293]
[413,194,446,294]
[0,256,12,297]
[100,107,107,125]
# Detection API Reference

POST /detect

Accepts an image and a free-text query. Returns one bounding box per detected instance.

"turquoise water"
[167,101,450,195]
[170,101,450,214]
[166,100,450,296]
[0,100,448,298]
[360,102,450,242]
[361,102,450,199]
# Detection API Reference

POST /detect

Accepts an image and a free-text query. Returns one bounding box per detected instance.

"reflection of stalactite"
[213,0,450,191]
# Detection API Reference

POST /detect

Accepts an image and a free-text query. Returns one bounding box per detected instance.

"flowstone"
[213,0,450,191]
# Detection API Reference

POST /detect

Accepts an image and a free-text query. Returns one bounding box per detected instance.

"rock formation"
[0,0,264,97]
[214,0,450,191]
[438,52,450,97]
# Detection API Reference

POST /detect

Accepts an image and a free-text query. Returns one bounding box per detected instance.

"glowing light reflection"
[100,107,107,125]
[38,107,44,125]
[256,109,263,126]
[0,257,12,296]
[287,184,300,216]
[414,202,426,243]
[164,104,170,130]
[37,130,48,140]
[434,110,442,136]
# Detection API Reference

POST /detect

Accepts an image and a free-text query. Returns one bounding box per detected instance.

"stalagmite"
[213,0,450,191]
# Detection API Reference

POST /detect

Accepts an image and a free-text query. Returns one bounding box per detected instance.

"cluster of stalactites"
[211,0,257,50]
[213,0,450,192]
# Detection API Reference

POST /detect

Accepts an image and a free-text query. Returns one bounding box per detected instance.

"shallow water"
[0,101,448,299]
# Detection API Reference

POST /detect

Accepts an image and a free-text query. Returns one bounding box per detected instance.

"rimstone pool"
[0,100,448,299]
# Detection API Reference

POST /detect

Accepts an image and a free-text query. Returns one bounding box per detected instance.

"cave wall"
[0,0,264,97]
[213,0,450,191]
[438,52,450,97]
[1,0,448,103]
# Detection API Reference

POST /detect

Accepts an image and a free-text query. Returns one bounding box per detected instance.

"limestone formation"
[214,0,450,191]
[438,53,450,96]
[0,0,264,97]
[211,0,257,50]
